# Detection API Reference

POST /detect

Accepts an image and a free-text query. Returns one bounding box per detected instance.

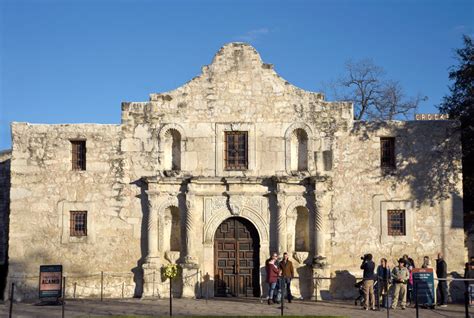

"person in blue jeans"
[266,252,280,304]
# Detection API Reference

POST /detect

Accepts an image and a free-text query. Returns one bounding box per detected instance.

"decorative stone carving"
[293,251,309,264]
[227,195,244,215]
[165,251,180,264]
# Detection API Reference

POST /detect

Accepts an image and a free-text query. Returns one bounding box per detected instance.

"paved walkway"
[1,298,471,318]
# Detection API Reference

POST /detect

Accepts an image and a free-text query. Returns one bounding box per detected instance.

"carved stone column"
[314,191,325,258]
[183,195,198,264]
[145,191,160,263]
[142,191,162,298]
[276,184,287,254]
[180,194,199,298]
[311,179,331,300]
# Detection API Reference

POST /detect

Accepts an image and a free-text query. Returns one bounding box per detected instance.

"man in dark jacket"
[279,252,295,303]
[360,253,376,310]
[436,252,448,307]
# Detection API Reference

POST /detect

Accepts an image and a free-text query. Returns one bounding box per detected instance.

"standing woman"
[266,252,280,304]
[422,256,437,306]
[376,258,391,308]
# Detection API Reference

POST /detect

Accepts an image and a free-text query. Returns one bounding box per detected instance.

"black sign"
[413,268,435,307]
[39,265,63,298]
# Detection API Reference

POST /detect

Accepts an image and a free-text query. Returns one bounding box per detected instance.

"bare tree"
[328,59,425,120]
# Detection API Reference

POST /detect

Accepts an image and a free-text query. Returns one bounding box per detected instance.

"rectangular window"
[70,211,87,236]
[323,150,333,171]
[380,137,395,169]
[387,209,406,236]
[71,140,86,171]
[224,131,248,170]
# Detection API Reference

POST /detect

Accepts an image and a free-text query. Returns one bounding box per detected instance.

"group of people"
[265,252,295,305]
[360,252,449,310]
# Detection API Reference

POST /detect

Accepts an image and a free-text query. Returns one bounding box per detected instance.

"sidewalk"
[1,298,470,318]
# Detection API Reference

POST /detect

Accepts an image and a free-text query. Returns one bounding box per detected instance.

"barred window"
[387,210,406,236]
[70,211,87,237]
[71,140,86,171]
[224,131,248,170]
[380,137,395,169]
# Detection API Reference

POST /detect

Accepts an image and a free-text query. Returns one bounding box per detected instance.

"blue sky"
[1,0,473,150]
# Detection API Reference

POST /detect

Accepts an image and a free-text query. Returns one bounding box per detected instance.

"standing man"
[391,258,409,310]
[360,253,376,310]
[436,252,448,307]
[279,252,295,303]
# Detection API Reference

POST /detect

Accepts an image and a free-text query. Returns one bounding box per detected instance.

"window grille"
[71,140,86,171]
[224,131,248,170]
[380,137,395,169]
[387,209,406,236]
[70,211,87,236]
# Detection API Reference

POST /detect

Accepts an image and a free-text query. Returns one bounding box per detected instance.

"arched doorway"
[214,217,260,297]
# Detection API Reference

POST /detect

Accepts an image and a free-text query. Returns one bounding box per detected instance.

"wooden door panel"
[214,217,260,297]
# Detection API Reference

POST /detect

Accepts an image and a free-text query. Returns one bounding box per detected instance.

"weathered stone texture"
[4,43,466,301]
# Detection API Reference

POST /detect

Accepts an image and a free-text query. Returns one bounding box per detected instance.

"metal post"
[465,281,469,318]
[169,278,173,316]
[280,277,284,316]
[206,272,209,304]
[62,276,66,318]
[377,277,380,311]
[415,281,419,318]
[314,276,318,302]
[199,270,202,299]
[100,271,104,301]
[386,276,389,318]
[73,282,77,298]
[152,271,156,297]
[9,282,14,318]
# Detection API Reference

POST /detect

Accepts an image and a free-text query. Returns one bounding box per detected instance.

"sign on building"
[39,265,63,299]
[415,113,450,120]
[412,268,435,307]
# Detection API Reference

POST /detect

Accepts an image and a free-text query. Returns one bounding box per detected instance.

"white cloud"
[236,28,270,42]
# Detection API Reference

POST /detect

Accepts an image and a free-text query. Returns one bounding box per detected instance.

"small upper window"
[380,137,395,169]
[224,131,248,170]
[70,211,87,236]
[71,140,86,171]
[387,209,406,236]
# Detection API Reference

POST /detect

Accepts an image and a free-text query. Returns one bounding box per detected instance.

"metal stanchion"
[62,277,66,318]
[205,272,209,304]
[199,270,202,298]
[377,277,380,311]
[386,276,390,318]
[73,282,77,298]
[280,277,284,316]
[100,271,104,301]
[465,282,469,318]
[314,276,318,303]
[9,282,14,318]
[152,271,156,297]
[170,278,173,316]
[415,281,419,318]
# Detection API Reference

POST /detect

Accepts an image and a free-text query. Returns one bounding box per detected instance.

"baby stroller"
[354,280,379,307]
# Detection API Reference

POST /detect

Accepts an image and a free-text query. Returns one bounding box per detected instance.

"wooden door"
[214,217,260,297]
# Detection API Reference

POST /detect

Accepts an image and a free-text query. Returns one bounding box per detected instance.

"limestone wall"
[7,123,145,299]
[326,120,466,300]
[5,43,467,302]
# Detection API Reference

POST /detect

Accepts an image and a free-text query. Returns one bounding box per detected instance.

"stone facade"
[3,43,467,301]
